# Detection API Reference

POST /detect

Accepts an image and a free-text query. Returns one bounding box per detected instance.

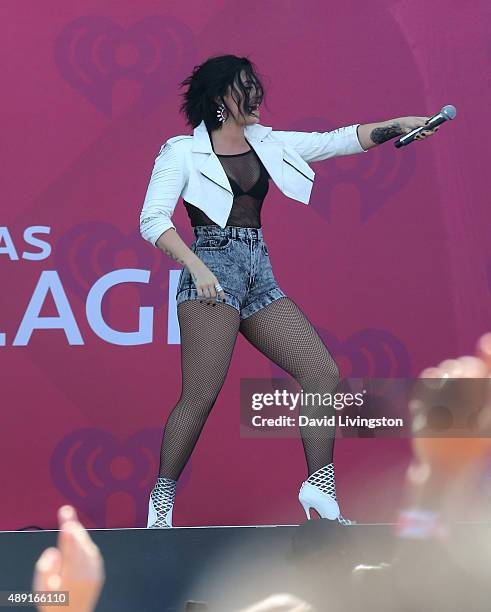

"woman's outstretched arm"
[273,116,439,162]
[356,116,439,150]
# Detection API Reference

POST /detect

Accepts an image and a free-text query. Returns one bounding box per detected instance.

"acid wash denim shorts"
[175,225,287,320]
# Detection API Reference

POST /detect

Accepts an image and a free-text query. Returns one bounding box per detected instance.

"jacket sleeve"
[139,140,186,247]
[272,124,368,163]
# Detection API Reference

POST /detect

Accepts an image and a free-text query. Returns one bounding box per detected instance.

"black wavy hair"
[178,54,268,132]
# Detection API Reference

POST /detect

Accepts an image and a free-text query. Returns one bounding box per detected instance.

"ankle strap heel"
[298,463,355,525]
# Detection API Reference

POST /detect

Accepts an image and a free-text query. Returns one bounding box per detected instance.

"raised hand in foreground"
[32,505,105,612]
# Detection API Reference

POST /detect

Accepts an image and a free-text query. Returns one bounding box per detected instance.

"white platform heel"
[298,463,355,525]
[147,477,176,528]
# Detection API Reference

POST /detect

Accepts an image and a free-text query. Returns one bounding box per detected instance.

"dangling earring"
[216,103,227,123]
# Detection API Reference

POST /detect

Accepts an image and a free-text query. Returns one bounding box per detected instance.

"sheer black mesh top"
[183,143,270,228]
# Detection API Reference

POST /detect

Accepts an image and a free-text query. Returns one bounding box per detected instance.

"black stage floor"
[1,522,490,611]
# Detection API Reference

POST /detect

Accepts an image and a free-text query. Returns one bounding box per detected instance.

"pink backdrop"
[1,0,490,529]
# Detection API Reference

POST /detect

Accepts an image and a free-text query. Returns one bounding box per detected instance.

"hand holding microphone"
[394,105,457,147]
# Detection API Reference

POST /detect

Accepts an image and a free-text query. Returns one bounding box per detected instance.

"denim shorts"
[175,225,287,320]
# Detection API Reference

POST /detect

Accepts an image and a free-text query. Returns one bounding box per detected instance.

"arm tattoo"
[161,247,187,266]
[142,219,192,267]
[370,122,404,145]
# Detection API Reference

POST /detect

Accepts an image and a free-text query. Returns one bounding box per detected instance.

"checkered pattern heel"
[147,477,176,528]
[299,463,355,525]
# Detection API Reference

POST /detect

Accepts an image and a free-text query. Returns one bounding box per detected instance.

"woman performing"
[139,54,439,528]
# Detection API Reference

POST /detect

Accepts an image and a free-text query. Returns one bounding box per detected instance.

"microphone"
[394,105,457,148]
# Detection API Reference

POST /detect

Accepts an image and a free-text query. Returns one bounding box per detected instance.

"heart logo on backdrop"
[54,220,168,307]
[265,327,412,439]
[54,15,195,116]
[50,427,192,528]
[287,117,418,223]
[270,327,411,379]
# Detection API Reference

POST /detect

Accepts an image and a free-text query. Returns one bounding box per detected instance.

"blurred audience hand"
[411,331,491,471]
[32,505,105,612]
[235,593,312,612]
[399,332,491,535]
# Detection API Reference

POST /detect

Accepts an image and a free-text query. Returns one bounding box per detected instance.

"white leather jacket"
[139,119,367,247]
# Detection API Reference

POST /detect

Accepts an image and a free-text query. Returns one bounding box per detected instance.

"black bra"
[218,149,269,199]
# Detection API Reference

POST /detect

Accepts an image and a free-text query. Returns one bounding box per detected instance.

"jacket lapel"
[191,120,285,193]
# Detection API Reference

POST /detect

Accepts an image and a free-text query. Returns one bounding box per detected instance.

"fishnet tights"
[158,297,340,480]
[238,297,340,476]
